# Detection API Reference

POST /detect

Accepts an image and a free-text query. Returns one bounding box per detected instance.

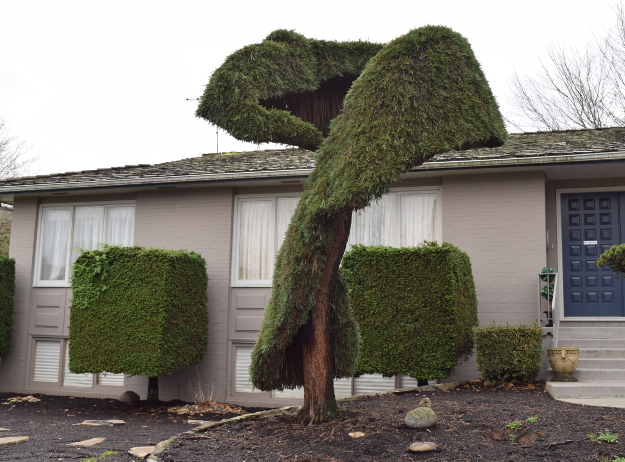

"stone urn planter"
[547,347,580,382]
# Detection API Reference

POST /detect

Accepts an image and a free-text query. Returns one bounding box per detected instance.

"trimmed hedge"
[69,246,208,377]
[342,243,478,380]
[474,323,542,384]
[0,256,15,358]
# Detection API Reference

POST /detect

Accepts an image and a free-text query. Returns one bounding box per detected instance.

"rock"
[348,432,365,438]
[0,428,9,431]
[68,437,106,446]
[409,441,438,452]
[405,407,437,428]
[418,398,431,408]
[119,390,140,403]
[129,446,156,459]
[73,419,125,426]
[0,436,29,445]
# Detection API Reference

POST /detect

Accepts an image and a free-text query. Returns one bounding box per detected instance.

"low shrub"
[474,322,542,384]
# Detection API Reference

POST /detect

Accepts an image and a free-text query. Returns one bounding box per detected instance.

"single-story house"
[0,127,624,406]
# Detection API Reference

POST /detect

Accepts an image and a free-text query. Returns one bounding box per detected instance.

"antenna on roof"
[187,97,220,155]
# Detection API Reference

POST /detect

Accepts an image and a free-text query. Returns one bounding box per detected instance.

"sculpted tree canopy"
[197,27,506,424]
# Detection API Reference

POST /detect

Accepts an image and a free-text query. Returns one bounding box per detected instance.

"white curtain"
[238,200,273,281]
[40,209,71,281]
[105,207,134,246]
[400,193,437,247]
[71,206,104,265]
[348,194,395,250]
[276,197,299,247]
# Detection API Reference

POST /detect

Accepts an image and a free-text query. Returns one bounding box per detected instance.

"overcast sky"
[0,0,618,175]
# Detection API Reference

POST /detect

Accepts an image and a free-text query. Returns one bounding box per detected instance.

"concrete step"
[561,368,625,381]
[575,358,625,369]
[546,380,625,399]
[577,348,625,359]
[557,327,625,339]
[556,339,625,348]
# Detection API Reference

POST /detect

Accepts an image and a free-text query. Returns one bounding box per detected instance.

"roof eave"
[1,150,624,195]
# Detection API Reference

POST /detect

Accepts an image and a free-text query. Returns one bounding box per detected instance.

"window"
[233,188,441,286]
[35,203,135,286]
[31,339,124,388]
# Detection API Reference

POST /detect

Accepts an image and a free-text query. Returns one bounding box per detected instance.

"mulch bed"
[0,392,263,461]
[157,382,625,462]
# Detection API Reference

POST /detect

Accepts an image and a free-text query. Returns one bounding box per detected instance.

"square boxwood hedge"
[474,323,543,384]
[0,256,15,358]
[342,242,478,380]
[69,246,208,377]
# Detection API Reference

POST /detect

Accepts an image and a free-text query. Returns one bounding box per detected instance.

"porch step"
[557,339,625,348]
[547,381,625,399]
[578,348,625,359]
[546,326,625,399]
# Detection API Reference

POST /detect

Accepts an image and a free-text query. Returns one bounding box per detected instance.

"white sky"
[0,0,618,175]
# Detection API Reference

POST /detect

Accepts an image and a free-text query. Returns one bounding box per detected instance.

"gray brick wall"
[442,171,547,380]
[134,187,234,402]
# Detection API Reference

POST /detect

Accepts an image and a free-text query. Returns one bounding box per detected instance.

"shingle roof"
[1,127,625,193]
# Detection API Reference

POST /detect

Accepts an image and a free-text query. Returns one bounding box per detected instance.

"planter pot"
[547,347,580,382]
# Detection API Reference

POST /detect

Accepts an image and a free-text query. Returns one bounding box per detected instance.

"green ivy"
[342,243,478,379]
[0,256,15,357]
[69,246,208,377]
[474,323,542,384]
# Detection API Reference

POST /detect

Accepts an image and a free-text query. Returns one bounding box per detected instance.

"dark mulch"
[158,382,625,462]
[0,392,264,461]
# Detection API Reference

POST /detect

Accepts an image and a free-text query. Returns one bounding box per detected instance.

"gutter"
[0,151,624,194]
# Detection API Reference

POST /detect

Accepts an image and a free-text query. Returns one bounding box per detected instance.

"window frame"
[33,201,136,287]
[231,187,442,288]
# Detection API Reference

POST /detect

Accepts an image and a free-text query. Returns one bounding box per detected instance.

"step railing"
[538,270,558,345]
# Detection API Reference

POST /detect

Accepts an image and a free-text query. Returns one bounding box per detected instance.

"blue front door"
[561,192,624,317]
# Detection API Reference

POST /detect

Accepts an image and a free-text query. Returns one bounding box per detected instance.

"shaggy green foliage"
[0,213,10,257]
[598,243,625,273]
[342,243,478,379]
[0,256,15,357]
[236,26,506,391]
[196,29,382,149]
[474,323,543,384]
[69,246,208,377]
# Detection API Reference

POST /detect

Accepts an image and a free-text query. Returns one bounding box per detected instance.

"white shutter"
[354,374,395,394]
[400,376,428,388]
[97,372,124,386]
[272,387,304,399]
[234,346,261,393]
[33,340,61,383]
[63,344,93,387]
[333,378,353,398]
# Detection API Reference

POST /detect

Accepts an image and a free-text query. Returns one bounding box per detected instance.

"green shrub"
[342,242,478,380]
[0,256,15,357]
[69,246,208,377]
[598,243,625,273]
[474,323,542,384]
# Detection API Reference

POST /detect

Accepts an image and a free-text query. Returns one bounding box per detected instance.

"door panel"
[562,192,623,317]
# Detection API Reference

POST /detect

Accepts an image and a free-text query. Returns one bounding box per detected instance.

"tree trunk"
[147,376,159,403]
[297,208,353,425]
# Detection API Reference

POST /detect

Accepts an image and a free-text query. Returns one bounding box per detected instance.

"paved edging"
[146,381,464,461]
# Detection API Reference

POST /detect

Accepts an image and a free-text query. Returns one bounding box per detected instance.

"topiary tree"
[0,256,15,359]
[598,243,625,273]
[197,27,506,424]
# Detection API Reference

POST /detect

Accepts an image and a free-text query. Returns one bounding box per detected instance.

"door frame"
[556,186,625,321]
